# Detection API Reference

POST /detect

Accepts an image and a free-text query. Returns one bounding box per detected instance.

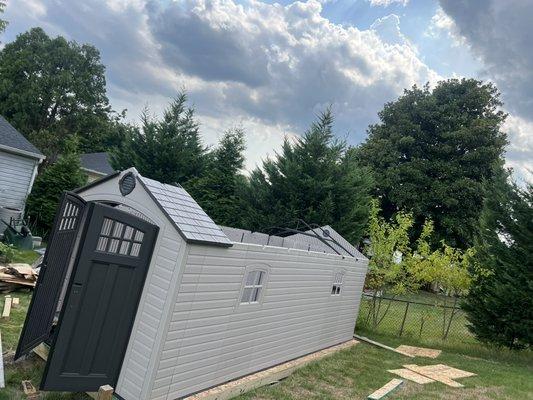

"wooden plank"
[2,297,12,318]
[33,343,49,361]
[353,335,415,358]
[186,339,359,400]
[96,385,114,400]
[22,380,38,398]
[403,364,468,388]
[0,331,4,389]
[388,368,435,384]
[367,378,403,399]
[396,345,441,359]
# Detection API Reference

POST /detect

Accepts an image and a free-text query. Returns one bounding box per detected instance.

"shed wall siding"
[0,150,37,209]
[152,243,367,400]
[79,176,186,400]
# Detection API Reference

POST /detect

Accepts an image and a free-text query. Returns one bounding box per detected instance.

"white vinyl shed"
[16,167,368,400]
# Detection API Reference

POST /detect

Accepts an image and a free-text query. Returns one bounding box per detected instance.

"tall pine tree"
[110,92,206,185]
[463,168,533,349]
[241,109,373,244]
[186,128,247,226]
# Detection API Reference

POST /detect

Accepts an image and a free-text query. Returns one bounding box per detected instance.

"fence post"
[399,301,410,337]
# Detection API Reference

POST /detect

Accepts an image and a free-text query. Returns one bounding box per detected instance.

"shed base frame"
[184,339,359,400]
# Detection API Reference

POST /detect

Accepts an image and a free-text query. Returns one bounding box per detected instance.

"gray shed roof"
[221,224,366,259]
[139,175,232,247]
[80,152,115,175]
[0,116,44,159]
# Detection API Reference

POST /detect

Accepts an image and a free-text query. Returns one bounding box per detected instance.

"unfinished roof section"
[139,175,232,247]
[221,225,366,259]
[286,225,365,259]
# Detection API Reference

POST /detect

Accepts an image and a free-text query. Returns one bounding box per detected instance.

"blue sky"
[3,0,532,181]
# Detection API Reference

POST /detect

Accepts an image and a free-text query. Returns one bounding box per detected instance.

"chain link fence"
[356,293,476,345]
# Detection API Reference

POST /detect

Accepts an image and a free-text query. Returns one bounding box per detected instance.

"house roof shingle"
[0,116,44,159]
[80,152,115,175]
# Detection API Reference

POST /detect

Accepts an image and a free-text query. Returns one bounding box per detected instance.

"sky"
[3,0,532,181]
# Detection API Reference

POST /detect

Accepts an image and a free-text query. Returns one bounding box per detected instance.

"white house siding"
[78,173,187,400]
[0,150,38,209]
[151,243,368,400]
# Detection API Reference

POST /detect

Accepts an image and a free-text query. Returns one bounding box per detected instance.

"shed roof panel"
[140,175,232,247]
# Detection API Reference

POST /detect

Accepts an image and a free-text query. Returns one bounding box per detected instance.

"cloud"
[425,6,464,47]
[502,115,533,184]
[5,0,438,171]
[367,0,408,7]
[370,14,410,46]
[439,0,533,120]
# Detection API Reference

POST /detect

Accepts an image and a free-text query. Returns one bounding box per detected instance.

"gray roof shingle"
[80,152,115,175]
[0,116,43,158]
[139,175,232,247]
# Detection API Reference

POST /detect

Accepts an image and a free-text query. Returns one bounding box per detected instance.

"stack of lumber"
[0,263,37,293]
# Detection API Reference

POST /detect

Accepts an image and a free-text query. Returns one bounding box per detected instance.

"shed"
[80,152,115,182]
[16,168,368,400]
[0,116,44,211]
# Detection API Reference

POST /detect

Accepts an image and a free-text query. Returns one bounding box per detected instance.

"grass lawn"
[237,334,533,400]
[1,250,532,399]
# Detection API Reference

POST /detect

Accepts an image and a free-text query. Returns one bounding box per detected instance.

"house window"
[96,217,144,257]
[240,270,265,304]
[331,272,343,296]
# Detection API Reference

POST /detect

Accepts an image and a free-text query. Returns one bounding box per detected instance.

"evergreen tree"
[358,79,508,248]
[463,168,533,349]
[110,93,206,185]
[186,128,246,226]
[241,109,373,244]
[26,139,87,236]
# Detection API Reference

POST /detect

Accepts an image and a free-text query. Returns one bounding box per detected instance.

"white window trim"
[237,264,270,307]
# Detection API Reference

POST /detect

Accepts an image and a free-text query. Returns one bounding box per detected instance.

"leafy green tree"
[241,109,373,244]
[26,138,87,236]
[110,93,206,185]
[186,128,246,226]
[358,79,508,248]
[364,201,474,332]
[0,27,123,159]
[463,169,533,349]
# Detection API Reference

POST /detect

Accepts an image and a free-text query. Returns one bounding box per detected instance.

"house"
[16,168,368,399]
[79,152,115,182]
[0,116,45,212]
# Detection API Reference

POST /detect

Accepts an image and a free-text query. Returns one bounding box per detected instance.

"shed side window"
[331,272,344,296]
[241,270,265,304]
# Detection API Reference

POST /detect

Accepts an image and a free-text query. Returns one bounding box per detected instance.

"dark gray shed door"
[40,202,158,392]
[15,192,87,359]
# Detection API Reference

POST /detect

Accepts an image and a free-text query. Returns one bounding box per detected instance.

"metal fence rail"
[356,293,476,344]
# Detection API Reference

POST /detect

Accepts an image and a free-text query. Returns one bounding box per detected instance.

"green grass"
[236,336,533,400]
[11,248,43,265]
